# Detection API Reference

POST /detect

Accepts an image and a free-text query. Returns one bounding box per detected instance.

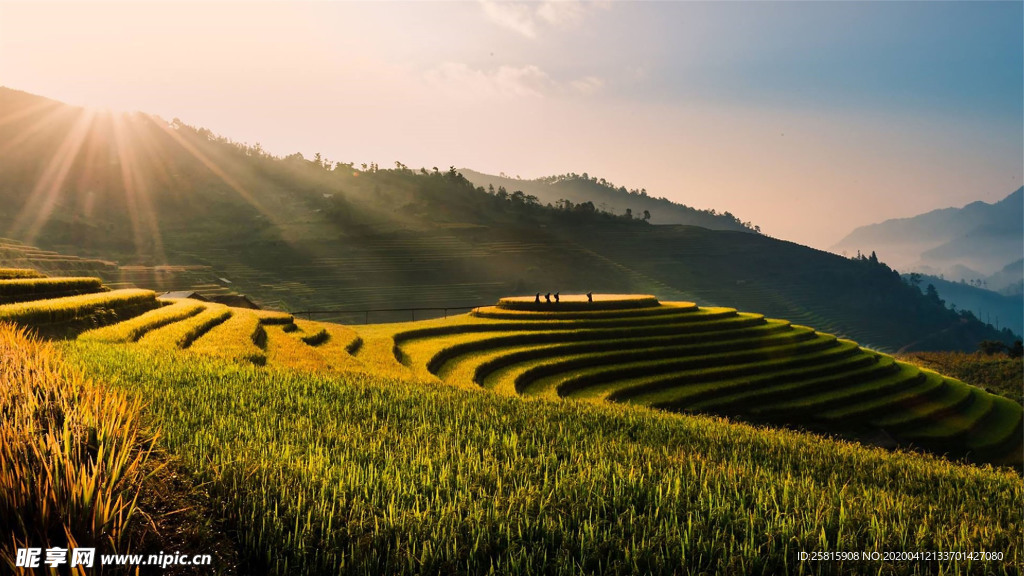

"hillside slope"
[459,168,757,231]
[67,338,1023,575]
[2,270,1019,573]
[354,295,1023,467]
[5,268,1019,466]
[907,274,1023,337]
[0,87,1015,351]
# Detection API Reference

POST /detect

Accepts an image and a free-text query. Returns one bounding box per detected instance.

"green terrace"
[0,270,1019,467]
[372,294,1023,466]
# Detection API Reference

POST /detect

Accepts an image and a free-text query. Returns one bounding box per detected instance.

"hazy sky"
[1,1,1021,248]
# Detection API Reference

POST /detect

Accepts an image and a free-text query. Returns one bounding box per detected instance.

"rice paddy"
[365,295,1024,466]
[61,340,1023,575]
[5,271,1020,465]
[0,267,45,279]
[0,276,104,303]
[79,298,207,343]
[0,288,157,330]
[4,270,1022,574]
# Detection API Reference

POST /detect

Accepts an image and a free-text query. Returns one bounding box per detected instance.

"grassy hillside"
[4,268,1018,467]
[0,86,1015,351]
[0,324,237,574]
[355,295,1023,467]
[898,351,1023,406]
[64,341,1023,575]
[1,269,1019,573]
[0,267,999,467]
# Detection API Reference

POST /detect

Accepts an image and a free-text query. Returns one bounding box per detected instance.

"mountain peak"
[832,188,1024,277]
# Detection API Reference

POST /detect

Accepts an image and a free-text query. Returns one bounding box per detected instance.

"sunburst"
[4,101,285,267]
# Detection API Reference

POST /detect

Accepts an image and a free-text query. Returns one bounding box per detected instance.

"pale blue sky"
[1,1,1021,248]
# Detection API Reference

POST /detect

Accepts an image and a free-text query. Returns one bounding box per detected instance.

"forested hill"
[0,86,1016,351]
[459,169,758,232]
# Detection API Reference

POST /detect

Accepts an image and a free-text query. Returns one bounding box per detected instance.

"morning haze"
[1,0,1020,249]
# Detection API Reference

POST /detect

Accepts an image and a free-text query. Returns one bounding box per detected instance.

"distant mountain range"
[459,169,757,233]
[832,188,1023,285]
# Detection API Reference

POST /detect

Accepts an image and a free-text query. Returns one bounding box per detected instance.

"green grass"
[529,332,839,398]
[61,342,1024,575]
[869,379,976,431]
[417,313,768,375]
[682,354,894,412]
[475,322,809,387]
[404,319,793,392]
[747,364,925,417]
[601,341,866,405]
[816,370,947,422]
[394,306,746,347]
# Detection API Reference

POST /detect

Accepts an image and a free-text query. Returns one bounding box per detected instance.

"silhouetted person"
[554,292,560,303]
[586,292,593,303]
[535,292,540,303]
[545,292,551,303]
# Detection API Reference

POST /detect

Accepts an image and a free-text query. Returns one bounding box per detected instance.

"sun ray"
[8,108,96,244]
[0,97,61,130]
[0,102,77,157]
[133,115,182,202]
[111,111,166,264]
[151,119,282,226]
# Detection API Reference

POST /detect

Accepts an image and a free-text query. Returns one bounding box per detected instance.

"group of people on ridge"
[534,292,593,303]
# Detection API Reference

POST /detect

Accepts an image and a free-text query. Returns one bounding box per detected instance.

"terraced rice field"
[363,294,1023,466]
[0,269,357,371]
[4,269,1020,467]
[0,238,118,275]
[0,270,158,332]
[78,296,362,370]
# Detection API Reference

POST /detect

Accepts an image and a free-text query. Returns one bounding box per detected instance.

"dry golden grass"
[189,308,267,365]
[264,319,365,373]
[137,303,232,350]
[79,298,206,343]
[0,268,45,280]
[0,323,155,573]
[0,288,156,327]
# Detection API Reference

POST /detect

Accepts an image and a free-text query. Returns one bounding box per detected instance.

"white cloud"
[571,75,604,94]
[424,62,553,99]
[423,62,604,101]
[480,0,598,38]
[537,0,585,26]
[480,1,539,38]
